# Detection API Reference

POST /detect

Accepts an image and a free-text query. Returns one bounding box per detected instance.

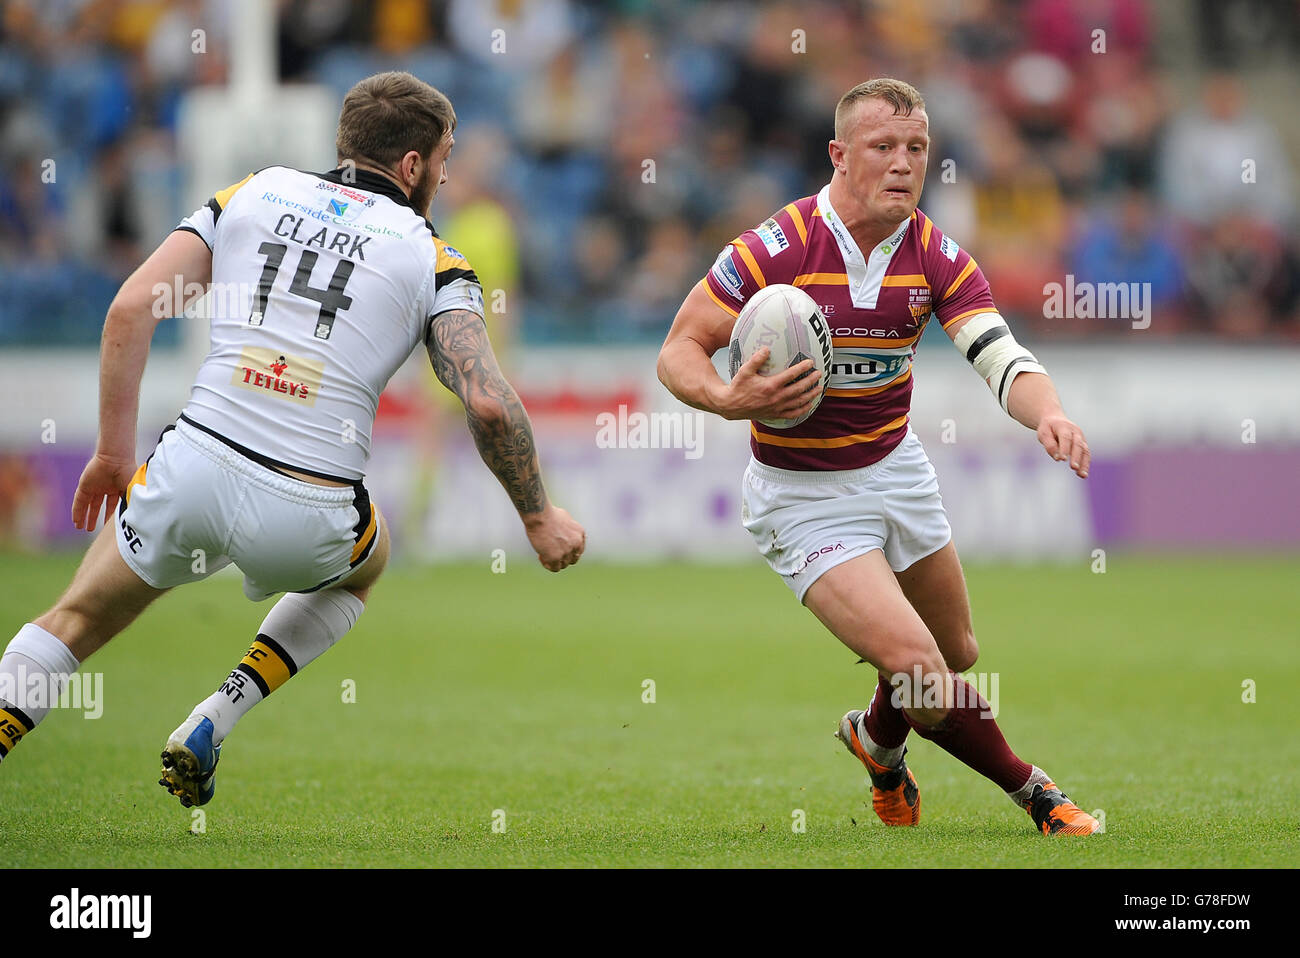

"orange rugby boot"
[1023,781,1101,835]
[835,710,921,826]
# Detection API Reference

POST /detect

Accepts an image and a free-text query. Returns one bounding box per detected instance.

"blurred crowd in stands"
[2,0,1299,347]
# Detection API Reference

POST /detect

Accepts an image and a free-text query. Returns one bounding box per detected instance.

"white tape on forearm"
[951,312,1046,412]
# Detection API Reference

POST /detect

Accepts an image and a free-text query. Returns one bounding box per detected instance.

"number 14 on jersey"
[249,241,355,341]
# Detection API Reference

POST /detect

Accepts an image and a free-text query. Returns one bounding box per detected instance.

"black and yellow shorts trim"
[114,417,383,602]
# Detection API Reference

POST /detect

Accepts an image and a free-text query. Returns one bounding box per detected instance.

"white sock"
[192,590,364,744]
[858,706,906,768]
[0,623,82,758]
[1007,765,1053,808]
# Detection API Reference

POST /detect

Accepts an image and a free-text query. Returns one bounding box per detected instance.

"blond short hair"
[834,78,926,139]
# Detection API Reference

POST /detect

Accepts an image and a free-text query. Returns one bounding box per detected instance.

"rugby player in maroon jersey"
[658,79,1098,835]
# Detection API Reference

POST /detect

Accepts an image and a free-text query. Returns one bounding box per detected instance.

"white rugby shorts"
[741,428,952,602]
[115,417,381,601]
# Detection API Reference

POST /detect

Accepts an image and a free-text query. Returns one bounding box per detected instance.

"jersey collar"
[816,184,909,264]
[316,167,437,235]
[816,184,909,310]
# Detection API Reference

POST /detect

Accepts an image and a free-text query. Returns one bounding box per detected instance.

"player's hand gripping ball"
[728,284,833,428]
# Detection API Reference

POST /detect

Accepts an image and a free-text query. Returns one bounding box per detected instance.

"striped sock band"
[193,590,364,743]
[235,633,299,699]
[0,704,34,760]
[0,623,81,759]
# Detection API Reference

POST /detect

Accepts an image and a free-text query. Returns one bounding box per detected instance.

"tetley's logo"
[231,346,323,406]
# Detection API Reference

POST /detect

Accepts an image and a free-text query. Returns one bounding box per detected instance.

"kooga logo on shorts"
[791,542,845,576]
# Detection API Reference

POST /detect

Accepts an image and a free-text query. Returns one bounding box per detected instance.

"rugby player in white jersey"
[0,72,585,807]
[658,79,1099,834]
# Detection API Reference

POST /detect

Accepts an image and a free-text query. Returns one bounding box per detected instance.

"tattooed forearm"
[427,310,548,516]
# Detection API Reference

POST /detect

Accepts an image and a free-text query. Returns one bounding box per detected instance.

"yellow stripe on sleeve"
[701,279,740,317]
[940,306,993,331]
[213,173,256,210]
[433,236,474,273]
[942,258,978,303]
[782,203,808,245]
[731,240,768,288]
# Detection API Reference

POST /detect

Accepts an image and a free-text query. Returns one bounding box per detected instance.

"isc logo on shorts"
[119,513,143,554]
[231,346,324,406]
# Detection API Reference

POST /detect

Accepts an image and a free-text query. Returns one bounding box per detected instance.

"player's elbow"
[464,385,521,435]
[464,396,507,430]
[656,339,691,397]
[102,300,153,340]
[106,279,167,331]
[656,349,673,391]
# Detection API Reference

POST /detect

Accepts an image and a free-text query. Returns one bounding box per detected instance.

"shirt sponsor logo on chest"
[826,347,911,389]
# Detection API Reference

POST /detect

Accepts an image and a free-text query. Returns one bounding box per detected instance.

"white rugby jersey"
[175,166,484,481]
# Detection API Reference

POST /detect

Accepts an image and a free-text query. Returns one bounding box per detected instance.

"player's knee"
[898,664,955,728]
[877,641,946,684]
[945,628,979,672]
[903,704,950,729]
[876,642,948,702]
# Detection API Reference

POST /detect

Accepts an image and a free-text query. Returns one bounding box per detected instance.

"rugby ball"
[727,284,833,428]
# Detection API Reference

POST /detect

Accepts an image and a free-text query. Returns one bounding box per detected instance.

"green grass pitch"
[1,550,1296,867]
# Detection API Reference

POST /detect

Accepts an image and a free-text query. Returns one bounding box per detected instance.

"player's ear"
[828,139,847,174]
[398,149,422,187]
